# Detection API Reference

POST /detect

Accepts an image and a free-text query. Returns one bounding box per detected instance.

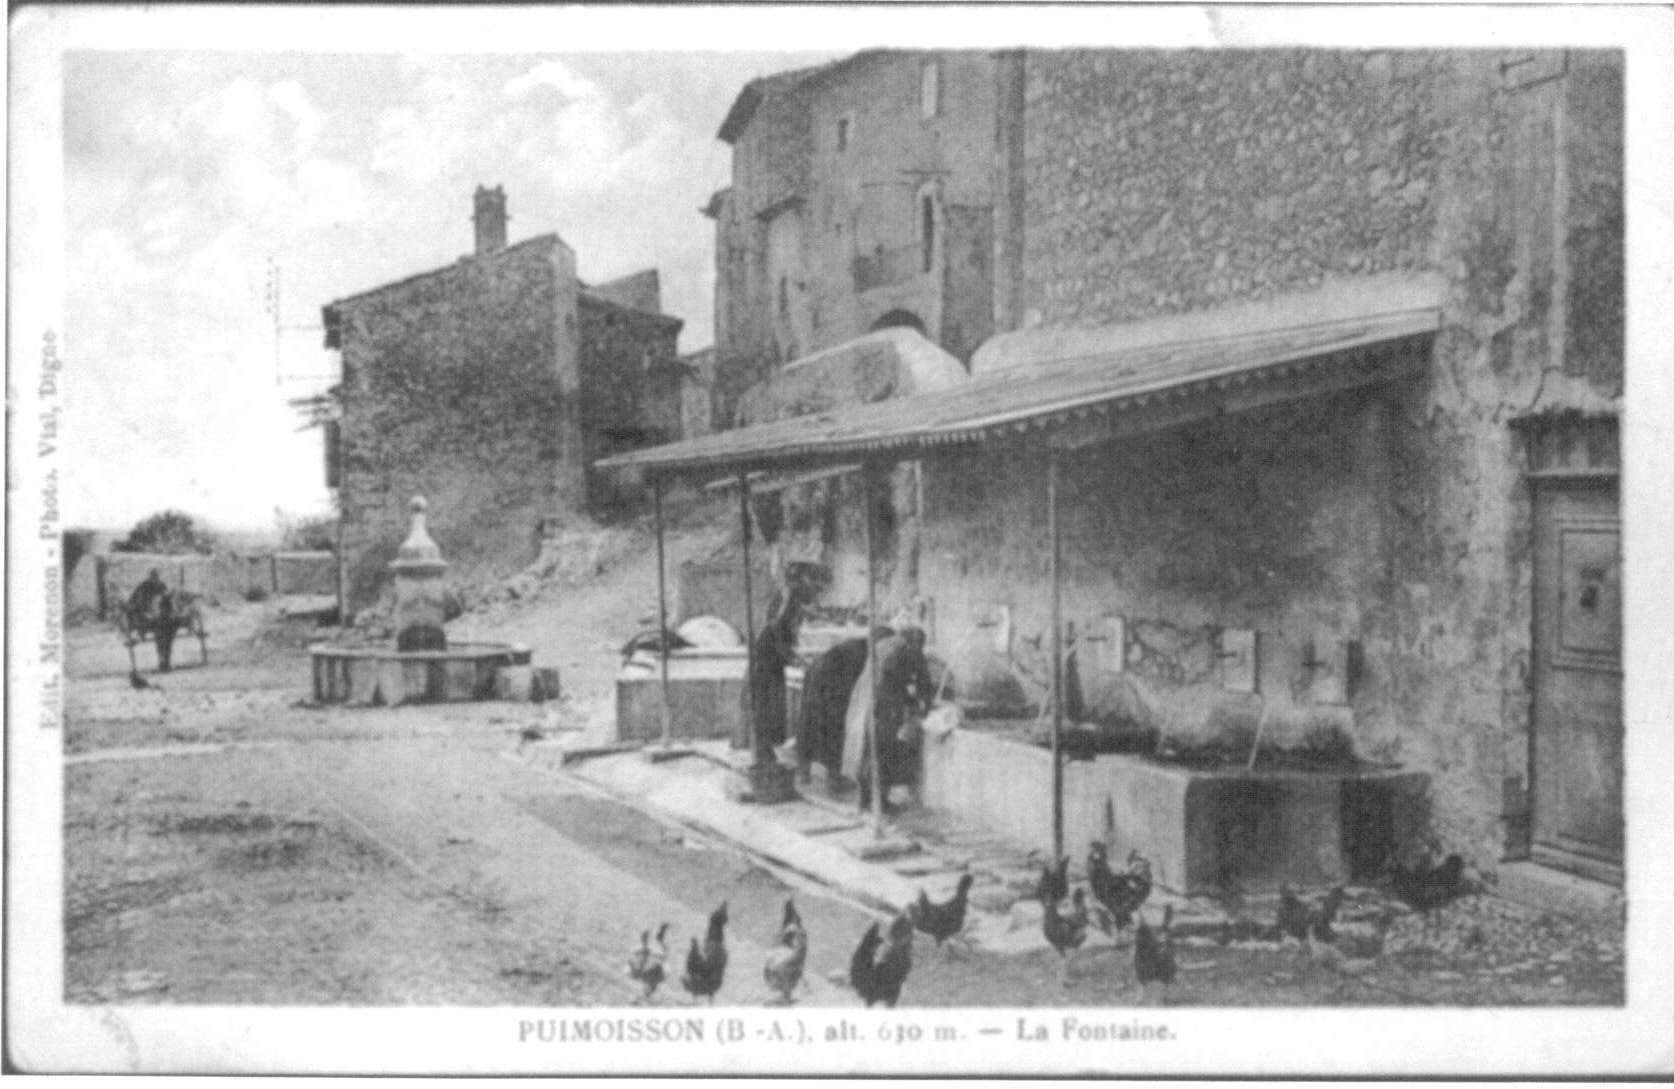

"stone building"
[623,48,1623,896]
[324,187,685,608]
[913,49,1621,888]
[706,50,999,427]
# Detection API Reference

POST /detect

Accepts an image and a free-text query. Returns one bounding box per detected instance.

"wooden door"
[1530,479,1623,883]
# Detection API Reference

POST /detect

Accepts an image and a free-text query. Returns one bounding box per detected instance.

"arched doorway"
[870,309,926,336]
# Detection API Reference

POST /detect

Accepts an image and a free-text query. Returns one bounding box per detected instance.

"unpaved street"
[63,595,1624,1010]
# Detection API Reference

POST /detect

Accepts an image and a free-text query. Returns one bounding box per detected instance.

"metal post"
[1049,449,1064,863]
[863,463,884,836]
[739,473,759,760]
[654,476,672,749]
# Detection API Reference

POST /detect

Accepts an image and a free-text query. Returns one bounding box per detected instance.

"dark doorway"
[870,309,926,336]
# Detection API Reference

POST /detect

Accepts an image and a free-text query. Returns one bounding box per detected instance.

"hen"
[847,922,883,1002]
[681,901,728,1005]
[909,873,975,950]
[1309,887,1348,945]
[763,899,808,1005]
[866,914,915,1008]
[1389,852,1467,913]
[1042,887,1090,984]
[1035,855,1070,907]
[1087,842,1152,936]
[626,922,670,1003]
[1276,884,1312,946]
[1133,904,1177,1002]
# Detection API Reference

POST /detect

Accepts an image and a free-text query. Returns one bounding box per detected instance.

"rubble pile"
[1381,893,1624,979]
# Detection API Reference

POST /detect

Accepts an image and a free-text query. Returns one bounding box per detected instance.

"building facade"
[325,188,684,609]
[911,49,1623,883]
[685,48,1623,890]
[707,50,999,427]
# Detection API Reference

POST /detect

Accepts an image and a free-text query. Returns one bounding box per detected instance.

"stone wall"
[712,51,997,423]
[577,295,684,511]
[331,238,581,609]
[909,48,1624,871]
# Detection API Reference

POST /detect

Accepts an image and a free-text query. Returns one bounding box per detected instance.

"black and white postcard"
[8,2,1674,1075]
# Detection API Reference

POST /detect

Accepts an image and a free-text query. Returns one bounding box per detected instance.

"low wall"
[93,550,337,616]
[921,725,1428,893]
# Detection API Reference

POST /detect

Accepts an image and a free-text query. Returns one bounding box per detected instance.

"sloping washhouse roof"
[596,273,1445,481]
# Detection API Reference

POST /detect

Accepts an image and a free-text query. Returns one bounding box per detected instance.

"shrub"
[114,510,216,555]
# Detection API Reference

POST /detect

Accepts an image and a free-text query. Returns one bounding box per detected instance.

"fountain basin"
[310,641,532,705]
[921,723,1428,893]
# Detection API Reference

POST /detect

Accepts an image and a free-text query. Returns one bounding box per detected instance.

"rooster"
[626,923,669,1003]
[1035,855,1070,908]
[1133,904,1177,1003]
[1042,887,1091,985]
[763,899,808,1005]
[909,873,975,951]
[1087,842,1151,937]
[681,901,728,1005]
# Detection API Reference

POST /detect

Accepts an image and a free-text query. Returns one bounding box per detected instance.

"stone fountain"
[310,497,530,705]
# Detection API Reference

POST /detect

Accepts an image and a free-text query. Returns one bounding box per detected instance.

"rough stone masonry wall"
[335,242,576,611]
[577,296,683,511]
[915,50,1622,871]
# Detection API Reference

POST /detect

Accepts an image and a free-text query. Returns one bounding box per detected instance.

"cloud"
[504,59,601,102]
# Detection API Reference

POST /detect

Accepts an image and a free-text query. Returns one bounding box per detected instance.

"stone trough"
[920,723,1428,893]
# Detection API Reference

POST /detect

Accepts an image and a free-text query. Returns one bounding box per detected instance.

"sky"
[62,48,839,534]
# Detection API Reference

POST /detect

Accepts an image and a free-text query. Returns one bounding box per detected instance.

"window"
[778,275,789,317]
[919,192,937,273]
[836,116,850,152]
[920,60,941,119]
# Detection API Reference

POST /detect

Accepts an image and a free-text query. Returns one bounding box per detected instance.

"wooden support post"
[654,476,673,749]
[740,472,759,757]
[1049,449,1065,863]
[864,462,884,837]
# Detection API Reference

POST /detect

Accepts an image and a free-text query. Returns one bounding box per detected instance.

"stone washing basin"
[919,723,1428,893]
[310,641,531,706]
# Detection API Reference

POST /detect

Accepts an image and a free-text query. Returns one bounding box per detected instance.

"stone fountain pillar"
[390,496,449,652]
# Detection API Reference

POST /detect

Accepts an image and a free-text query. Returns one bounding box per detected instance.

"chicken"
[1276,884,1312,945]
[909,873,975,949]
[1309,887,1348,945]
[626,923,669,1003]
[1389,852,1468,913]
[1042,886,1091,984]
[681,901,728,1005]
[1035,855,1070,907]
[129,671,154,690]
[867,914,915,1008]
[763,899,808,1005]
[1087,843,1152,936]
[847,922,883,1001]
[1133,904,1177,1001]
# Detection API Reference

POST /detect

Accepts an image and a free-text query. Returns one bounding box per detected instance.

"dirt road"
[63,590,1624,1011]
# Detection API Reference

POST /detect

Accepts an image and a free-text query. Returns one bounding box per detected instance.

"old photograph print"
[9,2,1674,1076]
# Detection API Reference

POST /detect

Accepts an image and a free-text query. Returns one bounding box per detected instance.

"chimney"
[473,185,508,256]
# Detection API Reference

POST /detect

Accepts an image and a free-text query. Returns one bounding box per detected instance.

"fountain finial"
[395,495,445,567]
